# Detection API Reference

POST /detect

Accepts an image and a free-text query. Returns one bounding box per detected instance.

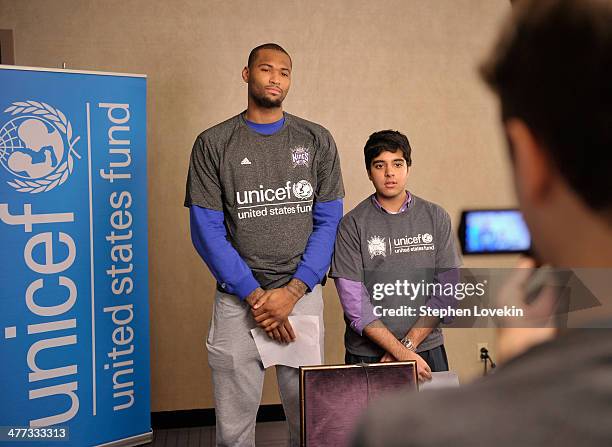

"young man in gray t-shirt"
[329,130,461,382]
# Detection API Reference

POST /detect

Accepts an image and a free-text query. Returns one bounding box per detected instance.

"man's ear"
[242,66,249,83]
[506,118,554,205]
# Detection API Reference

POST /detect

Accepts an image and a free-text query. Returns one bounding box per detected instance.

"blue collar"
[245,115,285,135]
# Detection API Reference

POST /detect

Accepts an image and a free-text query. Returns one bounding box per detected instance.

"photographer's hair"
[364,130,412,172]
[481,0,612,215]
[247,43,292,68]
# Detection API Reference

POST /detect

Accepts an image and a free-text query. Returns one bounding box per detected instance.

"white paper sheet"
[251,315,321,369]
[419,371,460,391]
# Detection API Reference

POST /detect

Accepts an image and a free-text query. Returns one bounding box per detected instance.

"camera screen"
[460,209,531,254]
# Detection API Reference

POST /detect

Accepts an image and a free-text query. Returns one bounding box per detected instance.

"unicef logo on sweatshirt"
[392,232,435,254]
[0,100,80,193]
[292,180,313,200]
[236,180,314,205]
[236,179,314,220]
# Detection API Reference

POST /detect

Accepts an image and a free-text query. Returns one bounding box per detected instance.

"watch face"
[401,338,415,351]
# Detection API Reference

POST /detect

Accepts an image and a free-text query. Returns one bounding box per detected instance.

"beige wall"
[0,0,516,411]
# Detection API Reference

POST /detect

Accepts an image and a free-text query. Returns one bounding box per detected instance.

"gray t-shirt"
[330,195,461,356]
[185,112,345,289]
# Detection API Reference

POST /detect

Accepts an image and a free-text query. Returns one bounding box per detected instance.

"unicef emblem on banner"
[0,100,80,193]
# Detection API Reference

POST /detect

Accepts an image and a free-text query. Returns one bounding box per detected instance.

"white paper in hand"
[419,371,460,391]
[251,315,321,369]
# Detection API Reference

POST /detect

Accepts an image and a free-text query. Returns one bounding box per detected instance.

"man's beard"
[250,89,283,108]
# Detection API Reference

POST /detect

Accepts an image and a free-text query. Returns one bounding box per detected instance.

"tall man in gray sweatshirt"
[185,43,344,446]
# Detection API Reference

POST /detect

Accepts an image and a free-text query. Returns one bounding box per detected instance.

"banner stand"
[0,65,151,447]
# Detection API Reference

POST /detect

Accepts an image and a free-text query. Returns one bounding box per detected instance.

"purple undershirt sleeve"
[335,277,378,335]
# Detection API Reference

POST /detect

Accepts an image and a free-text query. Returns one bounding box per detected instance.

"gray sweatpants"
[206,286,324,447]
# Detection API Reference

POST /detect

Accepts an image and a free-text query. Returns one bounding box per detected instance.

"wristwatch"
[400,336,416,352]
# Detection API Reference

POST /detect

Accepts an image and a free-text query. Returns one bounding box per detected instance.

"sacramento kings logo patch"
[368,235,387,259]
[291,146,310,168]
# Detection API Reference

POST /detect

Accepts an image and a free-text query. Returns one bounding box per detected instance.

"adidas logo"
[241,158,252,165]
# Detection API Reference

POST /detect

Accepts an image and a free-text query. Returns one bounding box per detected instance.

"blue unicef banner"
[0,66,150,446]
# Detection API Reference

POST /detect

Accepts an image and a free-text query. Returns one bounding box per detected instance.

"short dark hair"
[364,130,412,172]
[481,0,612,213]
[247,43,291,68]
